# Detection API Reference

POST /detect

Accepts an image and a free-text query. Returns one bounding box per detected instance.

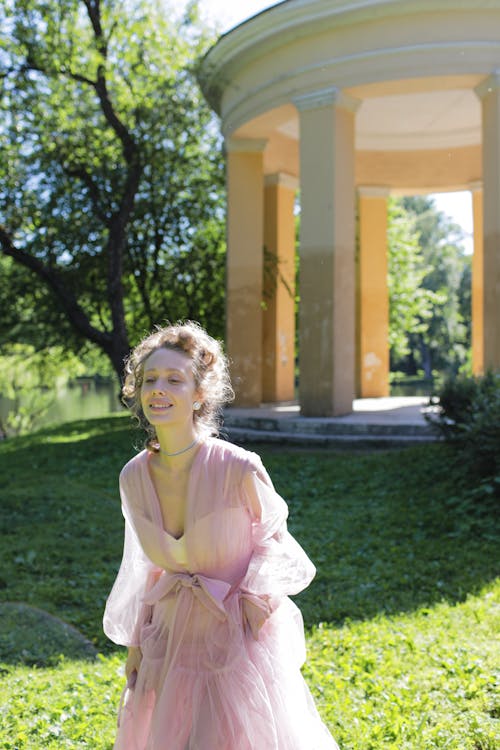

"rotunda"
[199,0,500,416]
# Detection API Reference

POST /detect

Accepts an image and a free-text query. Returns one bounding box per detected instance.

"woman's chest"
[130,451,255,578]
[150,465,189,539]
[180,505,254,580]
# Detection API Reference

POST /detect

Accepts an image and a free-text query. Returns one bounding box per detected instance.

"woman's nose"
[152,382,166,394]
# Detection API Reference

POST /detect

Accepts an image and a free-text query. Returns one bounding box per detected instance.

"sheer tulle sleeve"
[238,458,316,638]
[103,505,158,647]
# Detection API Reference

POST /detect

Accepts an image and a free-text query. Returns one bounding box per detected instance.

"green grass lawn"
[0,415,498,748]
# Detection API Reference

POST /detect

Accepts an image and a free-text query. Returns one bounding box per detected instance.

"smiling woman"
[103,320,339,750]
[140,348,202,448]
[121,321,233,448]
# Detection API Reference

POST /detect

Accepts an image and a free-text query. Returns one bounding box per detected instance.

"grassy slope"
[0,415,498,748]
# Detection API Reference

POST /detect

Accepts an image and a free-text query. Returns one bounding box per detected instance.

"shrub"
[427,371,500,501]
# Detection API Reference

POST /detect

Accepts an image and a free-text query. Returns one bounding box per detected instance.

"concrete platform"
[222,396,439,448]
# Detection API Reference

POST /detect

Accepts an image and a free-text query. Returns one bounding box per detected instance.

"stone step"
[222,414,435,438]
[222,425,437,448]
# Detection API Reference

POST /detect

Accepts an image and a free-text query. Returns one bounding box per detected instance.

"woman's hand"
[125,646,142,688]
[241,596,271,641]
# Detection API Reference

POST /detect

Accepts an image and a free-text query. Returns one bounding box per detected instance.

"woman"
[104,321,338,750]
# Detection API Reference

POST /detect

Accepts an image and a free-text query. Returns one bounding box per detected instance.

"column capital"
[265,173,299,190]
[474,70,500,100]
[293,86,361,114]
[357,186,391,198]
[225,137,268,153]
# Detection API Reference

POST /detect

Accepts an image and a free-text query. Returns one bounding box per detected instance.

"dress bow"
[142,570,231,621]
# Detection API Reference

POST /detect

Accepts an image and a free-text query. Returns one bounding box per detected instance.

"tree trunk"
[419,341,433,379]
[103,336,131,387]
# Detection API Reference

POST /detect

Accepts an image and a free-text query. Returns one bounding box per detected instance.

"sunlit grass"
[0,655,122,749]
[0,416,498,748]
[305,583,500,749]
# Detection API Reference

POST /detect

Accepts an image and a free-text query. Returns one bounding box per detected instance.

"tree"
[387,198,441,367]
[0,0,226,382]
[401,196,471,376]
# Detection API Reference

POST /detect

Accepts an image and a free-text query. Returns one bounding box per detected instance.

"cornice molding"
[264,173,299,190]
[225,137,268,153]
[219,40,499,137]
[357,185,391,197]
[293,87,361,113]
[199,1,500,113]
[474,70,500,99]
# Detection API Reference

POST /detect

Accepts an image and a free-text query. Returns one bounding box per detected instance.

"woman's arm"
[238,460,316,639]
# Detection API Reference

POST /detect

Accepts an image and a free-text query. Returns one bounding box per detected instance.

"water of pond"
[390,381,434,398]
[0,378,125,432]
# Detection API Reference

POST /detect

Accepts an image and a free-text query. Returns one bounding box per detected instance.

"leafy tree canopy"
[400,196,471,376]
[388,196,471,378]
[0,0,226,380]
[387,198,441,362]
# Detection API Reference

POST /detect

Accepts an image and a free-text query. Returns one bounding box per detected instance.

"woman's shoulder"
[119,449,148,486]
[206,436,262,470]
[205,437,263,493]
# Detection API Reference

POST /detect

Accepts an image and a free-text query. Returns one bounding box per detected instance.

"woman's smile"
[140,348,199,429]
[148,400,172,410]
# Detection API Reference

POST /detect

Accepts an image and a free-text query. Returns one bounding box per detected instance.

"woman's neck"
[155,428,201,469]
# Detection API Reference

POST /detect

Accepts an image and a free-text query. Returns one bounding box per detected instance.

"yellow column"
[294,87,360,416]
[471,183,484,375]
[476,74,500,372]
[357,188,390,397]
[262,173,298,402]
[226,138,267,406]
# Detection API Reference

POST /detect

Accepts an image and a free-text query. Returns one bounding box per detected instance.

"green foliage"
[394,196,471,377]
[387,198,442,362]
[262,245,295,306]
[428,371,500,501]
[0,343,87,435]
[0,0,226,377]
[0,418,499,749]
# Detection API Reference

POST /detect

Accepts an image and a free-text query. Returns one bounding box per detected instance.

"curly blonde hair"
[122,321,234,450]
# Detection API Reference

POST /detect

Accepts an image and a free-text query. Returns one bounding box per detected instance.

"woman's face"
[140,347,199,429]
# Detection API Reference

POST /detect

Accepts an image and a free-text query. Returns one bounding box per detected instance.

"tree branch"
[82,0,105,42]
[79,0,144,351]
[106,156,142,342]
[81,0,137,163]
[65,164,109,223]
[95,66,137,162]
[64,69,97,88]
[0,224,112,352]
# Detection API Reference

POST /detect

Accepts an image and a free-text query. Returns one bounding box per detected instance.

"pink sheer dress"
[103,437,338,750]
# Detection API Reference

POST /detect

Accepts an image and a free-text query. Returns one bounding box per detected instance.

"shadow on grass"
[0,417,499,665]
[0,603,98,667]
[257,442,500,629]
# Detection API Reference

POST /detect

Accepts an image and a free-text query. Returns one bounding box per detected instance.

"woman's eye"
[169,378,181,384]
